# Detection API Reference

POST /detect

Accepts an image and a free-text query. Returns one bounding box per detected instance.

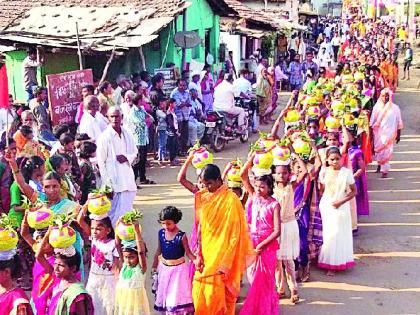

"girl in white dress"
[318,146,357,276]
[272,155,307,303]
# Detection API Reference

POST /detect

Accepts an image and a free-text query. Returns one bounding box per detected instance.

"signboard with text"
[47,69,93,125]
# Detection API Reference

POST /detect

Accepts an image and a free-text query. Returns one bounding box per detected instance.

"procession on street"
[0,0,411,313]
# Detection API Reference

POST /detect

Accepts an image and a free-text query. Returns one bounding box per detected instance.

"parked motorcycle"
[201,98,253,152]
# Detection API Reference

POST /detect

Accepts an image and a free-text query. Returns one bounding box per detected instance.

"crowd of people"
[0,11,408,315]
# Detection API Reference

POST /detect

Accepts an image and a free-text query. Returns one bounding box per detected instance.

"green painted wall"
[5,51,79,101]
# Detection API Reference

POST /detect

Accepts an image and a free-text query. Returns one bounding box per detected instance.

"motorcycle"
[201,98,253,152]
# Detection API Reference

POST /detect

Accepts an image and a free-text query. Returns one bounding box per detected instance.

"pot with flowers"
[227,159,243,188]
[21,197,54,230]
[189,142,214,170]
[250,141,273,176]
[272,138,291,165]
[49,213,77,249]
[116,209,143,241]
[0,214,19,252]
[87,186,112,217]
[325,114,342,132]
[258,132,277,151]
[291,131,312,160]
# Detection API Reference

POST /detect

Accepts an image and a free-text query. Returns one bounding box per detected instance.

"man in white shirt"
[97,106,138,226]
[331,32,341,62]
[324,23,332,39]
[188,71,202,100]
[78,95,107,141]
[22,47,44,101]
[0,95,15,136]
[120,90,136,128]
[233,70,252,98]
[213,74,246,131]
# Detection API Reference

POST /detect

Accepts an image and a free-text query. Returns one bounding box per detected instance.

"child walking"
[273,157,306,303]
[167,98,180,166]
[152,206,195,314]
[156,97,168,164]
[318,146,357,276]
[35,229,94,315]
[115,222,150,315]
[239,154,280,315]
[77,207,119,315]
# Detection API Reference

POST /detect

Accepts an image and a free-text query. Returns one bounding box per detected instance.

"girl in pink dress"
[239,154,281,315]
[0,253,33,315]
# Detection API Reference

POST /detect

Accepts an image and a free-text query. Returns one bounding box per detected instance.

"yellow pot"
[116,222,142,241]
[253,150,274,170]
[27,206,54,230]
[49,225,77,249]
[192,147,214,169]
[87,194,111,216]
[0,227,18,251]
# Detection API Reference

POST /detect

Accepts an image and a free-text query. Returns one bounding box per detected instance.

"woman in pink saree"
[370,88,403,178]
[239,154,280,315]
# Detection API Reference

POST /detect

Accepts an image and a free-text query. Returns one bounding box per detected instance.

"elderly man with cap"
[188,71,202,101]
[97,106,138,226]
[213,74,246,132]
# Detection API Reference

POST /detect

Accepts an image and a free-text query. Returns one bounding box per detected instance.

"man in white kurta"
[78,95,107,141]
[97,107,138,226]
[370,89,403,177]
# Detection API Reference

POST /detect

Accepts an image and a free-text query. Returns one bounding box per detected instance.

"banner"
[46,69,93,125]
[0,64,9,109]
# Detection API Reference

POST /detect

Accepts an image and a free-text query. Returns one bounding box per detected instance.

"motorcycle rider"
[213,73,246,133]
[233,69,252,99]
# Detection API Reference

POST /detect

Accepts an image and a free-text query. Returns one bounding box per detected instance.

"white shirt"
[331,36,341,46]
[188,81,202,100]
[113,86,123,106]
[213,80,235,111]
[320,41,333,55]
[97,125,137,192]
[120,102,133,128]
[275,65,288,81]
[233,77,252,97]
[78,111,106,141]
[324,26,331,39]
[0,108,14,135]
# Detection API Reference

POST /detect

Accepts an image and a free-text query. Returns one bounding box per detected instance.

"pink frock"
[240,195,279,315]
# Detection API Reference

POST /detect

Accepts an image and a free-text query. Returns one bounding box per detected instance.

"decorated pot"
[354,71,365,81]
[343,112,356,127]
[307,105,320,117]
[331,100,345,113]
[227,165,242,183]
[116,222,142,241]
[292,138,311,156]
[284,109,300,123]
[87,194,111,216]
[191,147,214,170]
[27,206,54,230]
[49,225,77,249]
[272,144,291,162]
[253,150,273,170]
[342,74,354,84]
[0,227,18,251]
[259,137,277,151]
[325,115,341,131]
[348,98,359,110]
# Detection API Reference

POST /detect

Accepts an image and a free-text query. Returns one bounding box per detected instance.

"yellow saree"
[192,185,254,315]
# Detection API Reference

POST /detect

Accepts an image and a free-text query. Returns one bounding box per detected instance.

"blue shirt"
[288,61,303,85]
[170,88,191,121]
[128,106,149,146]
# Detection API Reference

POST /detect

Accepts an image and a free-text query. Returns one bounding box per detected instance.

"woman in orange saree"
[192,164,254,315]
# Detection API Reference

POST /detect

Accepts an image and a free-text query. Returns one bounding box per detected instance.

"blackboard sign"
[47,69,93,125]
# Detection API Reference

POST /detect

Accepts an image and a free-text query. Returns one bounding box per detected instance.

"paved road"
[136,80,420,314]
